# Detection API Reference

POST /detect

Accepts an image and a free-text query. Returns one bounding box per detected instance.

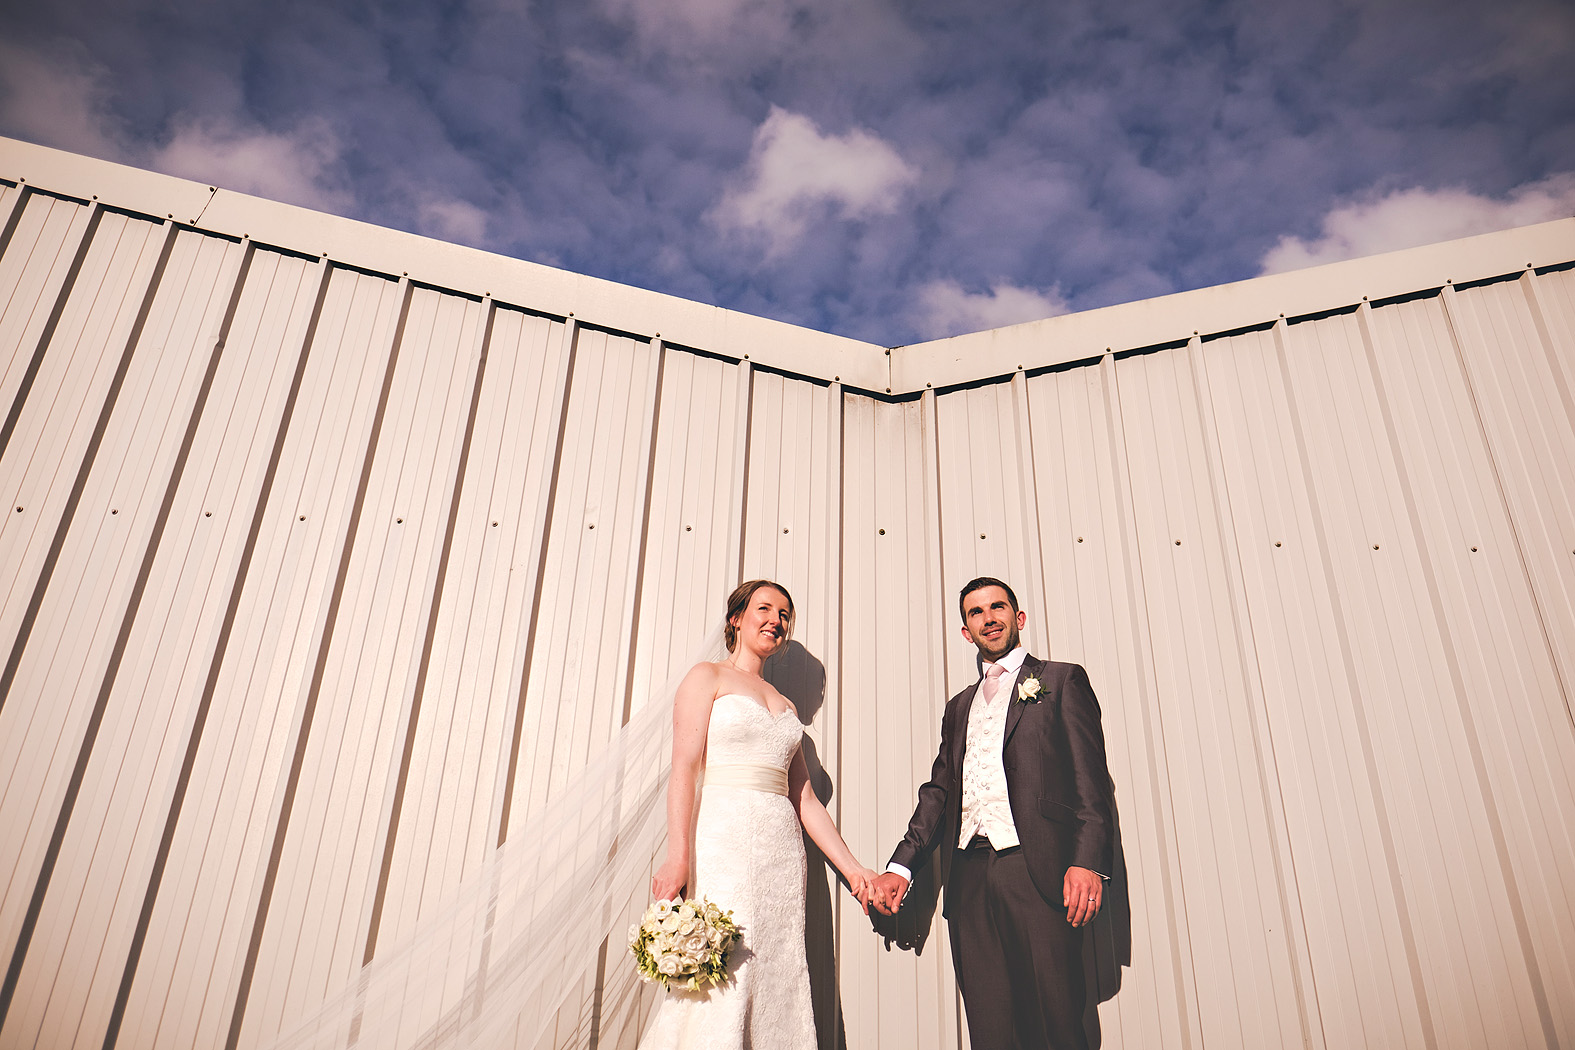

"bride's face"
[731,586,792,658]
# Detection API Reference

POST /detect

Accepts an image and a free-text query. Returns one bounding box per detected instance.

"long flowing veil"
[261,626,728,1050]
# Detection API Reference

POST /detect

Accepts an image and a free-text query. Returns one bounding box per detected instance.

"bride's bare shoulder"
[679,661,726,693]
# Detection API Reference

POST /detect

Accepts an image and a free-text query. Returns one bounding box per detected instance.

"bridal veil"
[260,628,729,1050]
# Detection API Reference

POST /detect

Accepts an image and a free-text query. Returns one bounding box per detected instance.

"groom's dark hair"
[958,576,1019,622]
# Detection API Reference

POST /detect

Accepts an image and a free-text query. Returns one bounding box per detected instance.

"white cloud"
[0,39,123,159]
[416,196,489,245]
[1260,174,1575,274]
[151,117,351,213]
[712,107,916,254]
[914,279,1071,340]
[0,37,351,213]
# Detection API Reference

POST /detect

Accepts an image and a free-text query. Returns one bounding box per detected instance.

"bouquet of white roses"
[628,896,740,991]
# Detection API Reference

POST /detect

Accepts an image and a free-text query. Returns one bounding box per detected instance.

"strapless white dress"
[640,694,816,1049]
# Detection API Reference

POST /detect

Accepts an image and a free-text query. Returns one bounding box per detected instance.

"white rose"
[658,914,681,933]
[677,903,698,921]
[652,900,673,921]
[657,955,681,976]
[684,933,708,955]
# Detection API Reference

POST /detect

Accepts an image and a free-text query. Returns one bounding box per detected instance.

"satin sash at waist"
[702,763,789,796]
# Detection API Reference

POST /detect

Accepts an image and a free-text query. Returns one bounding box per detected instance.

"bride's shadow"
[764,641,846,1050]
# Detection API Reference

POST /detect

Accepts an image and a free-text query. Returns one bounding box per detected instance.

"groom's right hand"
[869,872,908,915]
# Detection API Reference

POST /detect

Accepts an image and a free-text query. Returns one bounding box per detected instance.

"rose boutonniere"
[1016,675,1043,703]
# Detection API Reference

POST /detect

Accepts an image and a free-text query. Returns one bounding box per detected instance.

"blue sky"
[2,0,1571,344]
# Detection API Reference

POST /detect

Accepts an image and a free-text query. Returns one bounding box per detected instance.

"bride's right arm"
[651,664,718,902]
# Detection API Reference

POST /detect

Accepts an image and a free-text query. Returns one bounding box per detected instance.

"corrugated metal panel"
[0,227,247,1035]
[120,266,410,1050]
[1024,360,1193,1050]
[837,393,962,1050]
[1279,308,1553,1050]
[0,146,1571,1050]
[1111,343,1313,1050]
[7,243,327,1050]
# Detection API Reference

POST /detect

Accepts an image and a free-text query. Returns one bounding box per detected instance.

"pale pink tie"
[980,662,1006,704]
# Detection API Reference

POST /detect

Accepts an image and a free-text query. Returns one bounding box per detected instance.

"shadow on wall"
[765,641,846,1050]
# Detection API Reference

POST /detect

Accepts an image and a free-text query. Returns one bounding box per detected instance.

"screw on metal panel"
[1077,537,1084,543]
[927,382,932,387]
[111,509,117,515]
[13,507,20,513]
[879,529,886,535]
[1470,546,1478,552]
[300,515,306,521]
[886,388,891,392]
[782,527,789,533]
[979,533,986,539]
[205,511,212,517]
[1274,541,1282,547]
[1174,539,1181,545]
[396,517,403,523]
[685,525,692,532]
[834,376,840,381]
[1372,544,1379,550]
[588,523,595,529]
[885,349,891,356]
[492,521,498,527]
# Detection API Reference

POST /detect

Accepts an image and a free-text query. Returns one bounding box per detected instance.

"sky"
[1,0,1572,346]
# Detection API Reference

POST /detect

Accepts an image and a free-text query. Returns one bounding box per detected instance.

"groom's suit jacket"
[889,655,1115,916]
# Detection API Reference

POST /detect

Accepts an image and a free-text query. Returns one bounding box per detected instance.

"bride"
[640,579,877,1049]
[257,581,867,1050]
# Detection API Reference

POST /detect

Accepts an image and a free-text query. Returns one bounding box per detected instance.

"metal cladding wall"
[0,137,1572,1050]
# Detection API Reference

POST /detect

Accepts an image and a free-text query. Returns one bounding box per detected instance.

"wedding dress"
[258,633,820,1050]
[640,694,816,1049]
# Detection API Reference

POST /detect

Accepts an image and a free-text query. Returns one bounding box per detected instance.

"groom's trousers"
[948,839,1089,1050]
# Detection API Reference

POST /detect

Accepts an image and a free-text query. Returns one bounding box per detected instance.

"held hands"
[651,858,687,903]
[1063,865,1102,927]
[868,871,909,916]
[844,867,880,915]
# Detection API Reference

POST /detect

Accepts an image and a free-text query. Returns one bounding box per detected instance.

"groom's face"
[960,585,1025,660]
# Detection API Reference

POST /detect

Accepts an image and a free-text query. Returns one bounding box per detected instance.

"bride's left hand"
[846,867,879,915]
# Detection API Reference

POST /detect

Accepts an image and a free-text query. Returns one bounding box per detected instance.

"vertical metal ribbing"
[361,296,497,967]
[1452,275,1574,730]
[1272,316,1437,1050]
[224,276,416,1050]
[1182,335,1322,1048]
[619,337,668,728]
[1008,370,1050,653]
[100,255,336,1050]
[725,360,755,584]
[0,182,34,265]
[0,234,257,1037]
[0,200,103,465]
[826,381,846,1047]
[496,316,580,848]
[1403,296,1558,1048]
[1099,349,1197,1050]
[0,219,179,718]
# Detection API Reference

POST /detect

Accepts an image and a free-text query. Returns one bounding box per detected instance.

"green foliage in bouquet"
[629,896,741,991]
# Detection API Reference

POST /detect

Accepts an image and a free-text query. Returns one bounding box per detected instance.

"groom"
[871,577,1116,1050]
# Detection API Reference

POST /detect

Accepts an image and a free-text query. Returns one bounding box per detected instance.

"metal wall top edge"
[892,217,1575,393]
[7,135,1572,400]
[0,135,890,392]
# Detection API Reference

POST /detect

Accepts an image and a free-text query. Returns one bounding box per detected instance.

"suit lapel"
[1002,653,1042,747]
[951,679,982,774]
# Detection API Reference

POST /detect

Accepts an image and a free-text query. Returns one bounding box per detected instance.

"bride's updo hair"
[723,579,795,652]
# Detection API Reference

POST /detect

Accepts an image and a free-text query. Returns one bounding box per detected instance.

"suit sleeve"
[1062,663,1115,875]
[889,698,957,874]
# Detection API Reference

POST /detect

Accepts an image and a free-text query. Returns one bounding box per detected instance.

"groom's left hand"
[1063,866,1102,927]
